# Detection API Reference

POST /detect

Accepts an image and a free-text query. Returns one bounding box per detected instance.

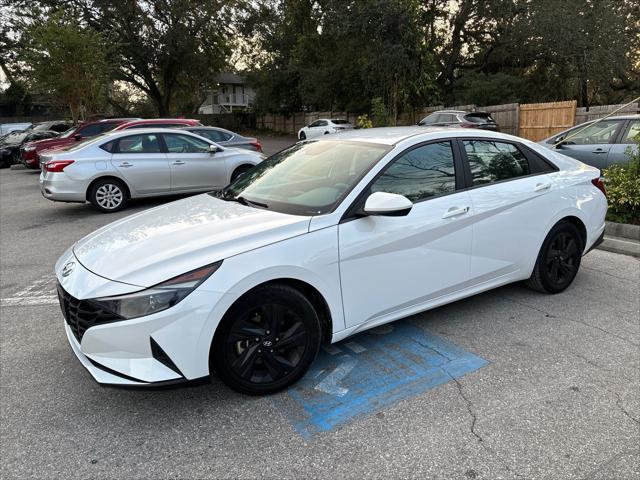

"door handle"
[118,162,133,168]
[442,206,469,219]
[592,148,607,154]
[173,160,186,165]
[534,182,551,192]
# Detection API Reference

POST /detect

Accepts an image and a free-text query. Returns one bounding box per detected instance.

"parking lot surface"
[1,136,639,479]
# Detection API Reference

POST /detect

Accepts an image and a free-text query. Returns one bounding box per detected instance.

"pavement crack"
[582,449,640,480]
[504,297,639,348]
[612,390,640,426]
[443,368,524,479]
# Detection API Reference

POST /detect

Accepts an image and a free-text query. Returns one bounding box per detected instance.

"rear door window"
[562,120,623,145]
[463,140,531,185]
[194,129,232,142]
[162,133,210,153]
[115,134,162,154]
[619,120,640,144]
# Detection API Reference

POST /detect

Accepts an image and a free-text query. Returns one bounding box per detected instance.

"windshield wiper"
[235,196,269,209]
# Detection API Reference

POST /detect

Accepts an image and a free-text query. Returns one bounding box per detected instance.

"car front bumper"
[57,250,228,386]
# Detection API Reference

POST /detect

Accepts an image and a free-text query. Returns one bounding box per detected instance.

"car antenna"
[552,95,640,149]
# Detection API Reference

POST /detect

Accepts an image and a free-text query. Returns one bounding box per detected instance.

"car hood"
[72,194,311,288]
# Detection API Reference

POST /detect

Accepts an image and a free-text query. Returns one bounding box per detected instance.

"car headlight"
[91,261,222,319]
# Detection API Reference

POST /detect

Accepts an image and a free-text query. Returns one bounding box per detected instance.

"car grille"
[57,283,123,342]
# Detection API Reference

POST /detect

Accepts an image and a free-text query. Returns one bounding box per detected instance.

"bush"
[370,97,391,127]
[356,114,373,129]
[602,134,640,225]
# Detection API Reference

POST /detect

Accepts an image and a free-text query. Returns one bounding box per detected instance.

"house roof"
[215,72,246,85]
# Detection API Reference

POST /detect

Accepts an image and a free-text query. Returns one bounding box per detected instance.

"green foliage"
[3,82,31,115]
[356,114,372,129]
[603,136,640,225]
[370,97,390,127]
[21,12,112,122]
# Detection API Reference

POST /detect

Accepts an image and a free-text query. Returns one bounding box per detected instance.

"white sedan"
[39,128,264,212]
[55,127,606,394]
[298,118,353,140]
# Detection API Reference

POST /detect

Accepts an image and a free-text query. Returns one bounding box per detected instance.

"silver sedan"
[39,128,265,213]
[180,126,263,152]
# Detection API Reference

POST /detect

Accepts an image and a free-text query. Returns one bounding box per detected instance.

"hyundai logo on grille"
[262,340,273,347]
[62,261,75,277]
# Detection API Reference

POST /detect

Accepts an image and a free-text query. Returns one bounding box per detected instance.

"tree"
[21,12,112,122]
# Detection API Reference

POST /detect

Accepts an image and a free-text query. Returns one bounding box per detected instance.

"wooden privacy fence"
[256,99,636,141]
[518,100,577,142]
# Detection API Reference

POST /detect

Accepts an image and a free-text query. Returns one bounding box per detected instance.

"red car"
[20,118,138,169]
[112,118,202,131]
[21,118,202,169]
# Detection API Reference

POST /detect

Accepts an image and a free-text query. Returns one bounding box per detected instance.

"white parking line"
[1,273,57,307]
[0,295,58,307]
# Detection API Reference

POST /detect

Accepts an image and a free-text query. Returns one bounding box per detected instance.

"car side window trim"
[340,138,465,223]
[453,138,555,192]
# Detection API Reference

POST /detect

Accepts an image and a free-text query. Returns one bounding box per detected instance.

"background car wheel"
[212,284,321,395]
[89,178,128,213]
[230,165,253,183]
[525,221,583,294]
[299,131,306,140]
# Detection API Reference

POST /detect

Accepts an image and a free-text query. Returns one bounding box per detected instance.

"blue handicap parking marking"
[276,321,488,439]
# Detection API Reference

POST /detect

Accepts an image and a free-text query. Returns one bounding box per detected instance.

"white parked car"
[55,127,606,394]
[298,118,353,140]
[39,128,264,212]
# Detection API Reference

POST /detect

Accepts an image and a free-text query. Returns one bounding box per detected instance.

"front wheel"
[299,131,306,140]
[525,221,583,293]
[211,284,321,395]
[89,178,128,213]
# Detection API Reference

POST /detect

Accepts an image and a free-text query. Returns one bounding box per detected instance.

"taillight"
[591,177,606,197]
[44,160,74,172]
[251,141,263,152]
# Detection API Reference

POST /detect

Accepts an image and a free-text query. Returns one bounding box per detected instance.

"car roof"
[327,126,514,145]
[101,127,211,138]
[180,125,235,134]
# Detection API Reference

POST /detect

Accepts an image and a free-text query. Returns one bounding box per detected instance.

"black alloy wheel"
[212,284,321,395]
[526,221,583,294]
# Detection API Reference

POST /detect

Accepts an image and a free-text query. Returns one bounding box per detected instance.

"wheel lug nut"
[270,349,274,353]
[258,349,262,353]
[266,330,270,334]
[275,337,279,341]
[255,338,259,342]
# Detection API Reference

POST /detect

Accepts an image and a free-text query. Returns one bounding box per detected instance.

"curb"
[598,235,640,257]
[605,221,640,241]
[9,164,26,171]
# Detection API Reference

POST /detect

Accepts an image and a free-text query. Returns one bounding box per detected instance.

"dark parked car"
[539,115,639,169]
[418,110,499,131]
[27,120,73,134]
[180,126,263,152]
[0,130,60,167]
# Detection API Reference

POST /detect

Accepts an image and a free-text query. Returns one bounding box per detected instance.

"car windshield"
[216,140,390,216]
[1,132,28,144]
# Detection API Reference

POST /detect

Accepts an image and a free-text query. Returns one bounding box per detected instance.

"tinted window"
[163,133,210,153]
[421,114,439,125]
[78,122,117,137]
[332,119,350,124]
[317,120,328,127]
[308,120,322,127]
[620,120,640,144]
[465,113,494,124]
[371,142,456,202]
[194,129,232,142]
[115,134,161,154]
[442,114,458,123]
[562,120,621,145]
[464,140,530,185]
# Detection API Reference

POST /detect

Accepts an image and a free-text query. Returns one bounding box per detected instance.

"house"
[198,72,255,114]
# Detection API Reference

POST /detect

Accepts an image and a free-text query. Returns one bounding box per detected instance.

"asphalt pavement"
[1,136,638,479]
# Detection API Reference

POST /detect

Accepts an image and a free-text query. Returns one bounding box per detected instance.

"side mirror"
[363,191,413,217]
[209,144,221,153]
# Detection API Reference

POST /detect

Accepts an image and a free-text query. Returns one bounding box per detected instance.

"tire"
[230,165,253,183]
[324,131,330,135]
[525,221,583,294]
[299,131,306,140]
[88,178,128,213]
[211,284,322,395]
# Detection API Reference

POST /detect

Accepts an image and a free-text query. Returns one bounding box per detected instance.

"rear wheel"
[89,178,128,213]
[526,221,583,293]
[212,284,321,395]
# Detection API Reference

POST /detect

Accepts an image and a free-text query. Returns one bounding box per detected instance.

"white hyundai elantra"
[55,127,607,395]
